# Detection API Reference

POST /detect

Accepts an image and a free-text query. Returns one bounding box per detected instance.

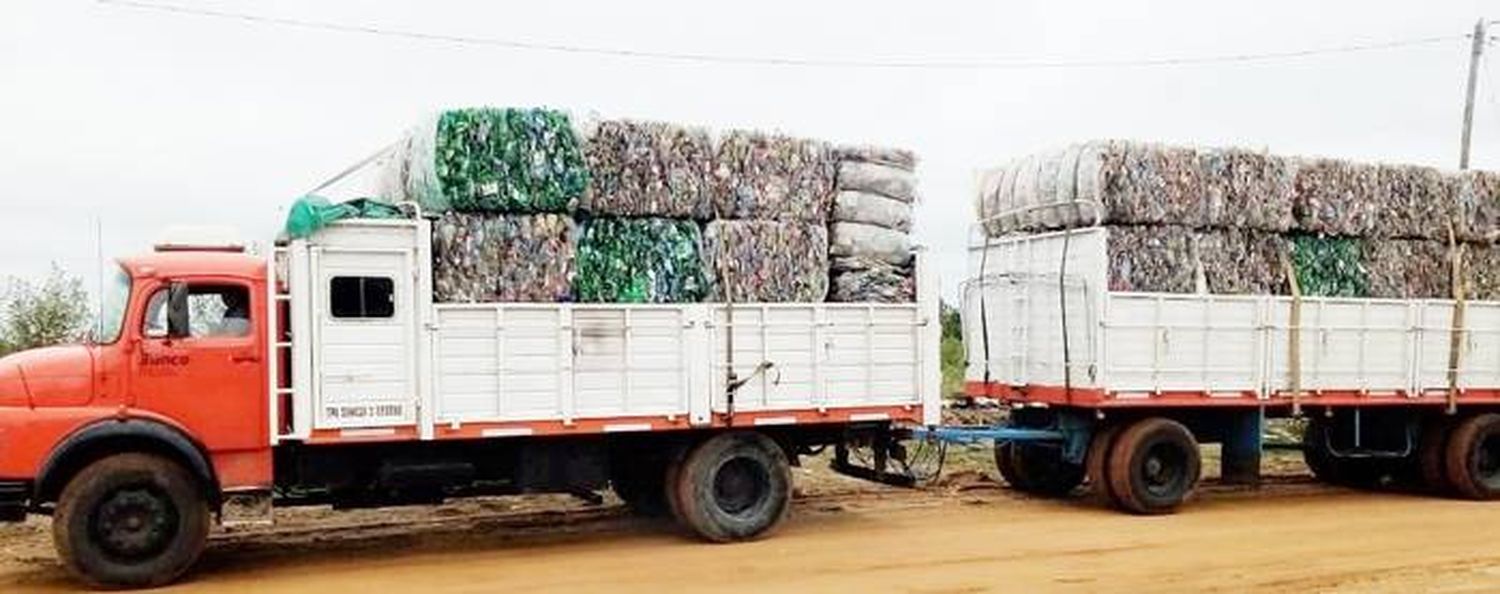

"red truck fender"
[34,417,220,508]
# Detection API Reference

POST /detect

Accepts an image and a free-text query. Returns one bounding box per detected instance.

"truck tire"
[672,432,791,542]
[1444,413,1500,500]
[52,453,210,589]
[1006,443,1084,496]
[663,445,690,523]
[1418,415,1458,495]
[1086,424,1124,506]
[1107,418,1200,515]
[993,442,1029,490]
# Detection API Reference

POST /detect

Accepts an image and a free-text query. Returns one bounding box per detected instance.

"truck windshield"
[95,264,130,344]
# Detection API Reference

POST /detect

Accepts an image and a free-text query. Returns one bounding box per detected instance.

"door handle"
[231,354,261,364]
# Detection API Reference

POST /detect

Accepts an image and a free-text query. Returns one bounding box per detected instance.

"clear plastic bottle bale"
[574,218,709,303]
[832,191,913,231]
[580,119,715,219]
[710,130,837,223]
[828,222,912,267]
[836,161,917,203]
[1457,170,1500,243]
[1104,225,1197,293]
[703,221,829,302]
[1196,230,1289,294]
[832,145,917,171]
[1466,244,1500,300]
[430,213,576,303]
[1363,239,1450,299]
[380,107,589,214]
[828,256,915,303]
[1196,148,1296,232]
[1374,164,1461,240]
[1293,158,1381,237]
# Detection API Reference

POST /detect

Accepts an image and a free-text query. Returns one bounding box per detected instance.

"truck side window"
[330,277,395,319]
[143,285,252,338]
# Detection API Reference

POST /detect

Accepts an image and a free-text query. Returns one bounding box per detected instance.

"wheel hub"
[91,487,177,561]
[713,457,770,516]
[1142,444,1186,497]
[1478,433,1500,486]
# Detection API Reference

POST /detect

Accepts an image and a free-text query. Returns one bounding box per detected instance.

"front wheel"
[53,453,211,589]
[672,432,792,542]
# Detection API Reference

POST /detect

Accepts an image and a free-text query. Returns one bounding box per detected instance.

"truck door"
[134,281,267,452]
[311,248,419,432]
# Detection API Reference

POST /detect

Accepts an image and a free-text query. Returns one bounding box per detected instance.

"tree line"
[0,266,92,357]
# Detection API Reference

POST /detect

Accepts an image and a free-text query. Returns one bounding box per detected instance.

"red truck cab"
[0,250,274,586]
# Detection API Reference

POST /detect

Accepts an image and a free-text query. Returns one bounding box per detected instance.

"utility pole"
[1460,18,1487,170]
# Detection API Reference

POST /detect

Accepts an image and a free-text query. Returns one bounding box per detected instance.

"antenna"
[95,216,104,339]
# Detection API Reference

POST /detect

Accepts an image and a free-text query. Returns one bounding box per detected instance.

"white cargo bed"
[270,219,940,444]
[962,228,1500,407]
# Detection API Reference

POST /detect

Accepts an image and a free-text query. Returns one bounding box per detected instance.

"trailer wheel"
[1086,424,1125,506]
[993,442,1028,490]
[52,453,210,589]
[1107,418,1200,514]
[672,432,792,542]
[1444,413,1500,500]
[1005,443,1085,496]
[1418,416,1458,494]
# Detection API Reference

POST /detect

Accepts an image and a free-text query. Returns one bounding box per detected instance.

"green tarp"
[283,195,404,239]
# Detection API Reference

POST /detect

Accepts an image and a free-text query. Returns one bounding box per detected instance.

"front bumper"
[0,480,29,521]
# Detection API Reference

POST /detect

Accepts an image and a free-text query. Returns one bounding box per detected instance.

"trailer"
[0,214,940,587]
[941,225,1500,514]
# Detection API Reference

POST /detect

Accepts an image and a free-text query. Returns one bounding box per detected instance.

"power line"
[97,0,1469,71]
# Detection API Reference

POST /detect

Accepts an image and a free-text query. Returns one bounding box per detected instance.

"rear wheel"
[53,453,210,589]
[1418,415,1458,494]
[1107,418,1200,515]
[1001,443,1084,496]
[993,442,1028,490]
[672,432,792,542]
[1086,424,1124,506]
[1444,413,1500,500]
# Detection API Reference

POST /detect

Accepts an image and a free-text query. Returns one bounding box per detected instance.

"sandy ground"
[4,450,1500,593]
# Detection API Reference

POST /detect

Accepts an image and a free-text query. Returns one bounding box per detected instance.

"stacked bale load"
[828,146,919,302]
[703,130,838,302]
[978,140,1500,300]
[374,108,913,305]
[382,107,589,303]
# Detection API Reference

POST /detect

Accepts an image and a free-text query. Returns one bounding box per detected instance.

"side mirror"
[166,282,190,339]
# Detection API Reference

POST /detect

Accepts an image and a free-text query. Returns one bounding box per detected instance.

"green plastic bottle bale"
[574,218,709,303]
[383,107,589,214]
[1289,234,1368,298]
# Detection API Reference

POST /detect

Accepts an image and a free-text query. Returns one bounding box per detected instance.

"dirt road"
[5,475,1500,593]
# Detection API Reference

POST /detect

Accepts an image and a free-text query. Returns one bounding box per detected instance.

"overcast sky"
[2,0,1498,303]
